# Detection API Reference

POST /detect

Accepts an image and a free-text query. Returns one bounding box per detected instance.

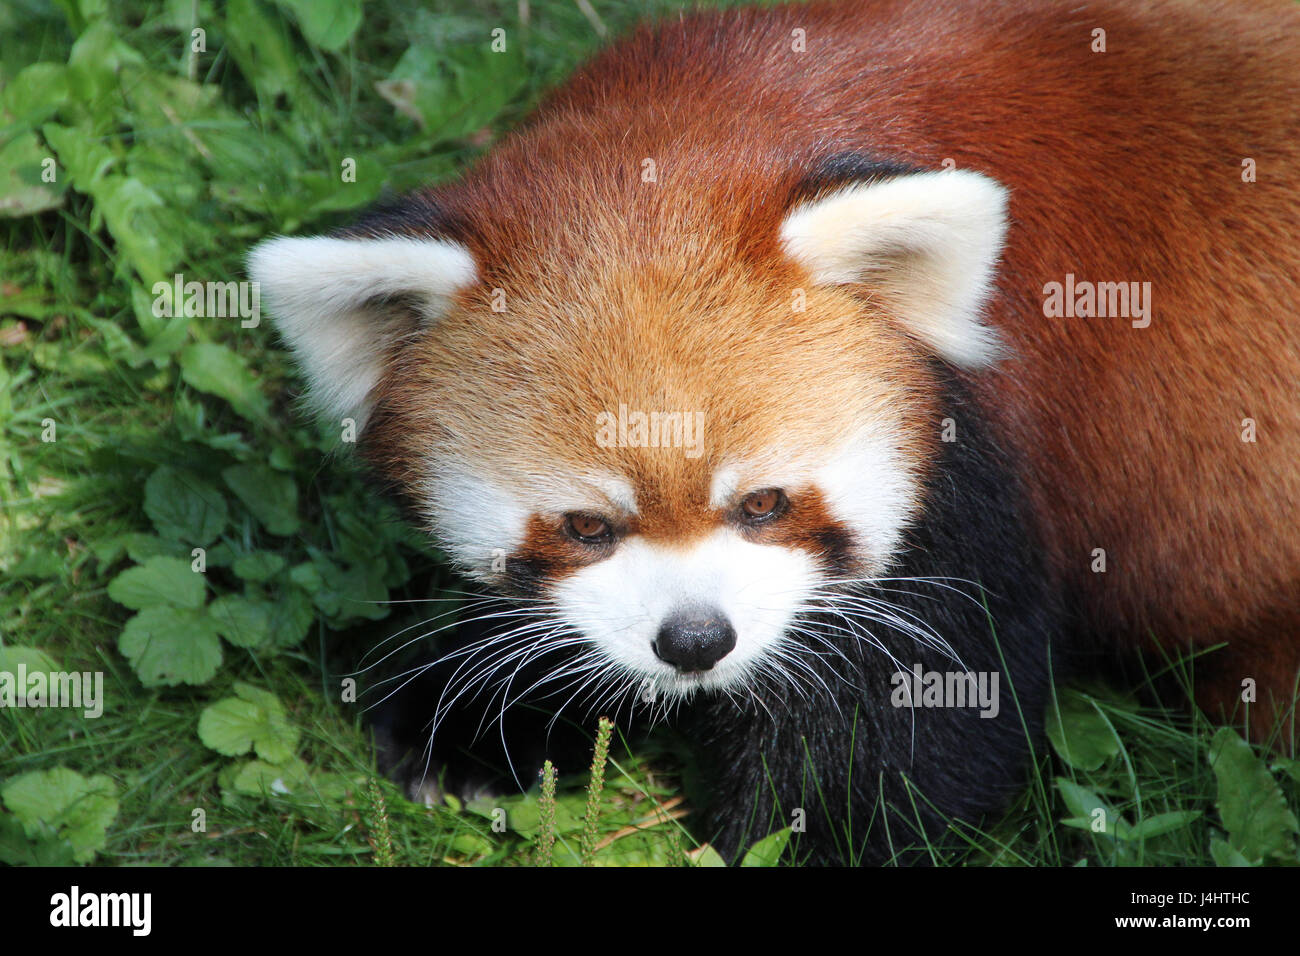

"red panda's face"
[249,167,1008,701]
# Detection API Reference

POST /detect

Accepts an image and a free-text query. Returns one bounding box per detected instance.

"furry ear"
[246,235,476,427]
[779,169,1009,367]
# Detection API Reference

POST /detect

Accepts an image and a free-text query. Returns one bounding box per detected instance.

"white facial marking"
[422,464,528,579]
[551,528,823,700]
[714,426,921,574]
[576,473,638,516]
[423,467,639,580]
[527,470,640,518]
[424,440,917,700]
[814,427,920,569]
[708,465,741,509]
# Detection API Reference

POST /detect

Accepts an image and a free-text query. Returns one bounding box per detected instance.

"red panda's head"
[249,156,1008,703]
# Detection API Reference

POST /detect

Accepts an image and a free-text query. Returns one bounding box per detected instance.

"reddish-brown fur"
[364,0,1300,732]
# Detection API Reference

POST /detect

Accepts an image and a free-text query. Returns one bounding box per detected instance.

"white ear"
[779,169,1008,367]
[247,235,476,426]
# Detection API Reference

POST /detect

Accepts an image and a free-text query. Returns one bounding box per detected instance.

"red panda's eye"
[740,489,786,521]
[565,513,612,542]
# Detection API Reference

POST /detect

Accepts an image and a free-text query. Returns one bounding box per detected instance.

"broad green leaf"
[740,827,792,866]
[230,757,313,796]
[310,554,388,621]
[224,0,299,99]
[107,556,206,610]
[0,767,119,863]
[1046,688,1121,771]
[289,561,323,593]
[380,41,525,139]
[0,645,60,674]
[40,122,115,185]
[0,813,79,866]
[6,548,65,579]
[1056,778,1131,840]
[692,845,728,867]
[231,551,286,582]
[1128,810,1201,840]
[197,682,298,762]
[1209,837,1255,867]
[208,593,273,648]
[3,62,70,126]
[144,465,228,545]
[465,793,580,838]
[1208,728,1298,863]
[64,18,142,111]
[222,463,300,536]
[266,587,315,647]
[276,0,363,51]
[445,829,494,859]
[121,533,182,563]
[118,605,222,686]
[179,344,272,425]
[0,131,65,217]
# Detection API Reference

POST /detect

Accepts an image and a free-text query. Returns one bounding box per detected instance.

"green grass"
[1,0,1297,867]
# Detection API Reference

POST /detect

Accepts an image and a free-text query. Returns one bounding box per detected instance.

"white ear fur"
[247,235,477,426]
[779,169,1009,367]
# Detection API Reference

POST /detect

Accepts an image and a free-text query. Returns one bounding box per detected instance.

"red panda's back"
[440,0,1300,694]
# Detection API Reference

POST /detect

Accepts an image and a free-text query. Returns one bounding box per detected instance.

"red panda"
[248,0,1300,864]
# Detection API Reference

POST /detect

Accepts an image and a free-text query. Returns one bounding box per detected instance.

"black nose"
[653,610,737,672]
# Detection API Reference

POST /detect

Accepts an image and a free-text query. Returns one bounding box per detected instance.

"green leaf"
[143,465,228,545]
[229,757,313,796]
[1128,810,1201,840]
[224,0,300,99]
[231,551,287,582]
[740,827,792,866]
[3,62,70,126]
[222,463,300,536]
[179,344,272,425]
[289,561,322,593]
[45,117,184,281]
[0,812,78,866]
[266,587,315,647]
[275,0,363,51]
[118,605,222,686]
[1056,778,1131,839]
[321,561,386,620]
[0,645,60,674]
[107,556,206,610]
[465,792,580,838]
[1046,688,1121,772]
[0,130,65,218]
[692,845,728,867]
[197,682,299,763]
[1209,837,1256,867]
[380,40,526,139]
[1,767,119,863]
[7,548,66,579]
[208,594,273,649]
[40,121,115,185]
[1208,727,1299,863]
[120,533,183,563]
